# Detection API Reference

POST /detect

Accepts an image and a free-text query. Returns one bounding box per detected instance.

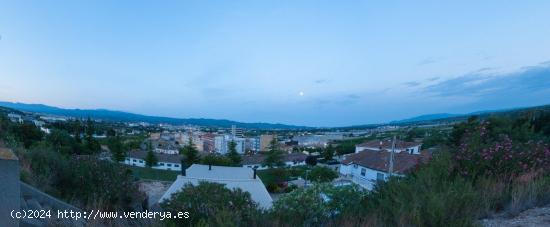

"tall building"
[260,134,275,152]
[231,125,244,138]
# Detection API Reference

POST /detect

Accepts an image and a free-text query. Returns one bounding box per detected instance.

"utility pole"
[388,135,396,177]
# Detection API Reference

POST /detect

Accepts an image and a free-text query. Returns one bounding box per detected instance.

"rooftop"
[357,139,422,150]
[127,150,184,163]
[342,150,431,174]
[159,164,273,208]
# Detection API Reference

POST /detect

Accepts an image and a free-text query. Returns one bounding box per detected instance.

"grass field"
[126,165,179,181]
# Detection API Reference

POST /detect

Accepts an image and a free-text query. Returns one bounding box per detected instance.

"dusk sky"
[1,1,550,127]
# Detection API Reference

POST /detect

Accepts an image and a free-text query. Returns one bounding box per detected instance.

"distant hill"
[390,105,550,126]
[390,113,462,124]
[0,101,308,129]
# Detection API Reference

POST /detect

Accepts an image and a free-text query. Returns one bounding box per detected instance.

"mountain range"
[1,101,548,129]
[0,101,307,129]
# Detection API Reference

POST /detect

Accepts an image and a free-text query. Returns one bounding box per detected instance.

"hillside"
[0,101,307,129]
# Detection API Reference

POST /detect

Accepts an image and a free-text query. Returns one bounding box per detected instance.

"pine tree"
[323,144,335,161]
[226,140,242,166]
[145,141,158,167]
[180,137,199,166]
[84,117,100,153]
[73,120,82,144]
[263,138,284,168]
[109,135,127,162]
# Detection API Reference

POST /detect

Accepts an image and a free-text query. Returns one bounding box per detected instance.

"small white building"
[242,152,308,170]
[159,164,273,209]
[355,139,422,154]
[339,151,431,190]
[123,150,184,171]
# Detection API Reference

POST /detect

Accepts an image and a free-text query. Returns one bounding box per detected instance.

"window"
[353,164,358,169]
[159,163,164,166]
[174,164,179,167]
[132,159,136,162]
[360,168,366,176]
[139,160,143,163]
[167,163,172,167]
[377,173,385,181]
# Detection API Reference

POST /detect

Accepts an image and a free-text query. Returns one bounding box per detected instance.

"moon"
[299,91,304,96]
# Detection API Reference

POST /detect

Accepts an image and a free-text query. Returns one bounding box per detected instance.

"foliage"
[46,129,82,155]
[20,146,142,210]
[161,182,262,226]
[201,154,234,167]
[323,144,335,161]
[10,122,44,148]
[108,135,127,162]
[365,152,480,227]
[452,118,550,179]
[84,117,101,153]
[263,138,284,168]
[226,140,242,166]
[307,166,338,183]
[145,141,158,167]
[180,137,199,166]
[270,183,367,226]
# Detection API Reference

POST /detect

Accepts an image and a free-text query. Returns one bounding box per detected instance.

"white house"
[242,152,308,170]
[123,150,184,171]
[339,150,431,190]
[159,164,273,209]
[355,139,422,154]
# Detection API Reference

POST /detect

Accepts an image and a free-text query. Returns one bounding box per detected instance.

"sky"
[1,1,550,127]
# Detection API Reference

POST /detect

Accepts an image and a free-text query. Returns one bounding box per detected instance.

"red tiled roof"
[342,150,431,174]
[357,139,421,150]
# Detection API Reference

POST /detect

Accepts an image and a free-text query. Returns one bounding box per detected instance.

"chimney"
[209,164,212,171]
[180,159,186,176]
[253,168,257,179]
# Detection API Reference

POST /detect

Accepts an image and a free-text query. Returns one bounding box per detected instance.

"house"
[159,164,273,209]
[339,150,431,190]
[124,150,184,171]
[7,113,23,123]
[355,139,422,154]
[242,152,308,170]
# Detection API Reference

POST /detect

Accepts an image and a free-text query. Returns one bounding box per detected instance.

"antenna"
[388,135,396,176]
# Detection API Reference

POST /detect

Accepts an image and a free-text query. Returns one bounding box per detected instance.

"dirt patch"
[480,206,550,227]
[138,180,172,208]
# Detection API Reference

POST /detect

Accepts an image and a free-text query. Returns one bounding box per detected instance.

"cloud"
[417,57,439,66]
[427,77,440,82]
[403,81,421,87]
[424,62,550,98]
[314,79,327,84]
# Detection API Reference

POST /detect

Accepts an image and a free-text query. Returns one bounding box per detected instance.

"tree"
[263,138,284,168]
[270,183,366,226]
[84,117,100,153]
[46,129,79,155]
[145,141,158,167]
[305,156,317,166]
[308,166,338,183]
[226,140,242,166]
[201,154,233,166]
[161,182,261,226]
[323,144,335,161]
[180,137,199,166]
[72,120,82,144]
[109,135,127,162]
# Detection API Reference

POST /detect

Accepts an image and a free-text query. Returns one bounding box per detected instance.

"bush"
[307,166,338,183]
[161,182,262,226]
[270,183,367,226]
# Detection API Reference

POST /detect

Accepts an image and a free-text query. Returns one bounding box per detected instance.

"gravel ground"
[138,180,172,208]
[480,206,550,227]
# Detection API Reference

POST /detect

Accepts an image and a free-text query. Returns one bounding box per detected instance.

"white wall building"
[339,150,430,190]
[123,150,184,171]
